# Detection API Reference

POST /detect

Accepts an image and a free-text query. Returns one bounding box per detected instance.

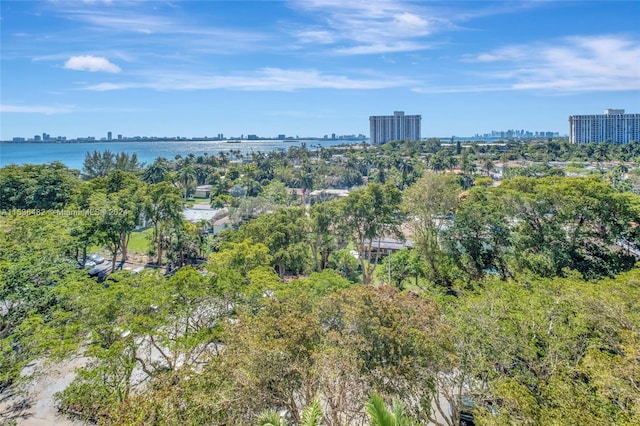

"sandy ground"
[0,357,87,425]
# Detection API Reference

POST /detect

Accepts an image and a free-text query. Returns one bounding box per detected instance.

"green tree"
[258,410,287,426]
[0,162,78,211]
[145,182,184,265]
[166,220,201,267]
[326,248,360,283]
[31,162,79,210]
[317,285,454,424]
[307,201,339,272]
[114,152,143,174]
[142,158,170,183]
[376,249,425,290]
[55,267,230,421]
[0,213,84,389]
[403,172,461,287]
[447,271,640,425]
[0,164,35,209]
[82,150,116,179]
[177,165,196,204]
[444,185,512,281]
[337,183,402,285]
[90,173,145,270]
[300,398,323,426]
[233,207,311,277]
[483,158,495,176]
[502,176,638,278]
[367,394,417,426]
[263,179,292,205]
[208,238,272,277]
[448,176,639,281]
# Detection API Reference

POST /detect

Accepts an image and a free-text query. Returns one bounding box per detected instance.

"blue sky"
[1,0,639,140]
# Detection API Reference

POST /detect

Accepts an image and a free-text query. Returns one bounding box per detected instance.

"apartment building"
[369,111,421,144]
[569,109,640,144]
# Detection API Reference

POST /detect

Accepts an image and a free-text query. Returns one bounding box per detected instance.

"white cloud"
[82,68,416,92]
[392,12,430,34]
[287,1,552,56]
[412,84,513,94]
[460,35,640,93]
[288,0,442,54]
[1,104,73,114]
[57,7,271,51]
[334,42,429,55]
[64,55,121,73]
[295,29,337,45]
[62,10,173,35]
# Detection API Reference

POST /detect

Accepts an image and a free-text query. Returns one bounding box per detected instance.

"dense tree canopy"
[1,141,640,425]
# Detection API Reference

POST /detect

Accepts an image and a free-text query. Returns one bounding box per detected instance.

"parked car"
[460,395,475,426]
[459,395,499,426]
[87,253,105,264]
[78,258,96,268]
[88,266,106,282]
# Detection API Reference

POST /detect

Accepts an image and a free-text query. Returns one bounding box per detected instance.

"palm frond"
[301,397,323,426]
[257,408,284,426]
[366,394,396,426]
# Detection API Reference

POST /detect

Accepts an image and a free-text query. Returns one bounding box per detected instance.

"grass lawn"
[184,197,209,207]
[128,228,153,254]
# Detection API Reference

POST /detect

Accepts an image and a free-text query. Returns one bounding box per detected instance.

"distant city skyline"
[1,1,639,140]
[6,126,564,143]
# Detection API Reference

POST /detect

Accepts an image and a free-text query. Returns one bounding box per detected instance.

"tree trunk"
[157,239,164,265]
[111,247,118,272]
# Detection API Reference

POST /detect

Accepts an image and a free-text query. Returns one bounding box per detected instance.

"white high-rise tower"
[569,109,640,144]
[369,111,421,144]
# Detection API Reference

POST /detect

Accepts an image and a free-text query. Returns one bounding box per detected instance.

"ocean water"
[0,139,359,170]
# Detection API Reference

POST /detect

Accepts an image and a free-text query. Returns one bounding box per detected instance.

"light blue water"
[0,139,359,170]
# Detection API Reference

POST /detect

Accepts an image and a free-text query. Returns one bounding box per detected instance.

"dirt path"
[0,357,87,425]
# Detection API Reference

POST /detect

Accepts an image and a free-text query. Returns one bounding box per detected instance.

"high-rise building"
[569,109,640,144]
[369,111,421,144]
[107,131,112,141]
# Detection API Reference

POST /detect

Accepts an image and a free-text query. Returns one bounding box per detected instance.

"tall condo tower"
[569,109,640,144]
[369,111,421,144]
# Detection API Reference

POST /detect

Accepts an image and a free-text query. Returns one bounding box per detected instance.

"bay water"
[0,139,359,170]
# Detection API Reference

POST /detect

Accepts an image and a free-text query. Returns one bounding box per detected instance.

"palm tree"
[395,157,415,188]
[257,398,323,426]
[366,394,417,426]
[194,164,211,185]
[429,154,445,173]
[446,156,459,171]
[143,159,170,183]
[258,409,286,426]
[483,159,495,177]
[177,165,196,204]
[146,182,183,265]
[300,398,323,426]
